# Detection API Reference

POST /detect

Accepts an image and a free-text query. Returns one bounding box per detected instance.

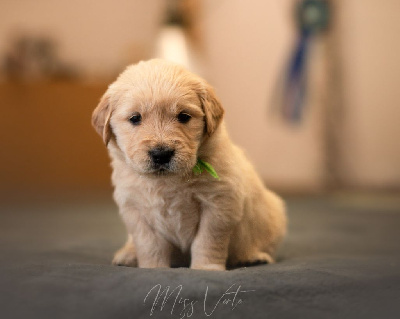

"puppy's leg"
[229,250,275,268]
[190,208,234,271]
[112,234,137,267]
[246,251,275,264]
[134,218,172,268]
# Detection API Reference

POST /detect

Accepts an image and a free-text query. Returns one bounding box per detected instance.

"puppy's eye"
[129,113,142,125]
[177,112,191,124]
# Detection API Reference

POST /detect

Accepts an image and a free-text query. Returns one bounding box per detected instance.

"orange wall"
[201,0,326,190]
[0,82,111,193]
[0,0,165,78]
[338,0,400,188]
[1,0,399,192]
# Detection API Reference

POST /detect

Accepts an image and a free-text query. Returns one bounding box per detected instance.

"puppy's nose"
[149,147,175,165]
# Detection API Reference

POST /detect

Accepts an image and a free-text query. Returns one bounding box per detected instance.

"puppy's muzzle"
[148,147,175,168]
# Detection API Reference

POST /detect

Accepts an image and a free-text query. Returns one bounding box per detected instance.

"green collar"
[193,159,219,179]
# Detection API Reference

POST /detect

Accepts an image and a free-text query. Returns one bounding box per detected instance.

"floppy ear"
[91,93,112,145]
[198,82,224,136]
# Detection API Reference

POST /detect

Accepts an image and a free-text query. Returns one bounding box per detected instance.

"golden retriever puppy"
[92,59,286,270]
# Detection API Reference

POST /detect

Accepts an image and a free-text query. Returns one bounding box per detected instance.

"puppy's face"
[92,60,224,177]
[109,83,204,175]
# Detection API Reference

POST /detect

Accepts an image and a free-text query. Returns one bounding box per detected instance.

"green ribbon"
[193,159,219,179]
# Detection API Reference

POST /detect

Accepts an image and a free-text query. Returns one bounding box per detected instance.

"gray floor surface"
[0,194,399,319]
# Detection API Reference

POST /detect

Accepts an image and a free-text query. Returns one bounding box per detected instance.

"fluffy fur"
[92,59,286,270]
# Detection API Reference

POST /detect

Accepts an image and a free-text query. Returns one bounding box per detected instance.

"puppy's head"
[92,59,224,176]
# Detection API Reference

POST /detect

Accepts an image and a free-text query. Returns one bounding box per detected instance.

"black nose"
[149,147,175,165]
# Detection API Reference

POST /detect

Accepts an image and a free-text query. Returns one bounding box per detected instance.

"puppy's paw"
[191,263,226,271]
[235,252,274,267]
[112,246,137,267]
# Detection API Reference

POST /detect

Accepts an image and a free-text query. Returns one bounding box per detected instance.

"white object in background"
[154,25,191,70]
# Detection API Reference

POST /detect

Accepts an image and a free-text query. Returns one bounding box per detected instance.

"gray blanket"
[0,195,399,319]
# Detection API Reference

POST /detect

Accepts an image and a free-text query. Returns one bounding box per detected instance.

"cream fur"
[92,59,287,270]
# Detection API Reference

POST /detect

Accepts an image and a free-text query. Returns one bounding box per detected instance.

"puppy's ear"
[198,82,224,136]
[92,93,113,145]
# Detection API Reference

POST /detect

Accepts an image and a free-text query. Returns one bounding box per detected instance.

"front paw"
[234,251,274,268]
[112,246,137,267]
[191,263,226,271]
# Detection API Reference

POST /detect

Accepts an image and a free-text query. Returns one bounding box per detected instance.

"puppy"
[92,59,286,270]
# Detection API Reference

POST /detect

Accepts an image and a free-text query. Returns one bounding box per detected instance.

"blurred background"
[1,0,399,201]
